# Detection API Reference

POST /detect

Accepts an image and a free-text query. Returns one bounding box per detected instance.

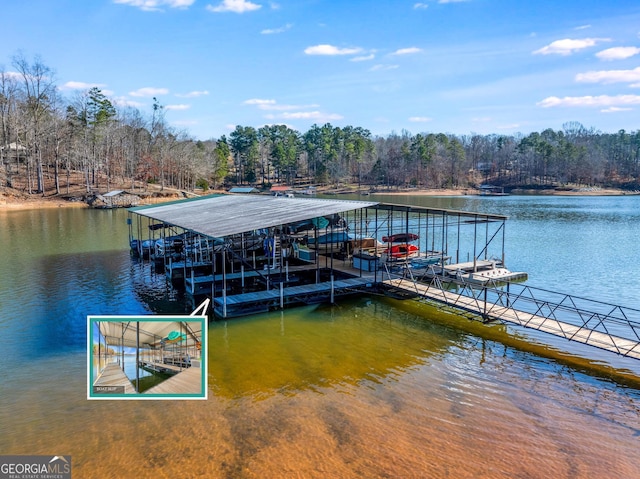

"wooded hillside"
[2,55,639,198]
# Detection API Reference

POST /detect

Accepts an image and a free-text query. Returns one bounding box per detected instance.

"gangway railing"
[382,264,640,360]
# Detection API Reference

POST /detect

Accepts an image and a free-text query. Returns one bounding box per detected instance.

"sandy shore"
[0,194,88,211]
[1,186,635,210]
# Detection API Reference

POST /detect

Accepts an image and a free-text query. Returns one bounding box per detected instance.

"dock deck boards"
[144,366,203,395]
[384,278,640,360]
[93,363,136,394]
[213,276,375,317]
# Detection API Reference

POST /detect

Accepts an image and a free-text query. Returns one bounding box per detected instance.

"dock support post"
[280,282,284,309]
[222,289,227,318]
[331,274,335,304]
[135,322,140,393]
[483,287,488,320]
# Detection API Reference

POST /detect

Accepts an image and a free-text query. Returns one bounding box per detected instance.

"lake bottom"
[1,299,638,478]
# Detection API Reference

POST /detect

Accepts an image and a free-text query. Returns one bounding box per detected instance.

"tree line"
[2,54,640,197]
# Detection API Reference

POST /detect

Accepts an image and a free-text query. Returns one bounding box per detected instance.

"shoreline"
[0,195,88,211]
[349,187,636,197]
[1,186,635,211]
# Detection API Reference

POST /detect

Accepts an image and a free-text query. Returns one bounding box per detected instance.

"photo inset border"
[88,315,207,400]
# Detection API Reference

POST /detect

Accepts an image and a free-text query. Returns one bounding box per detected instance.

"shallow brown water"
[1,300,639,478]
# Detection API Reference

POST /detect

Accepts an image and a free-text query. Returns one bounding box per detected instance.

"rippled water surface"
[1,199,639,478]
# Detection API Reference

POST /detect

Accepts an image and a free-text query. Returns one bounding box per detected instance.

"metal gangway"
[382,265,640,360]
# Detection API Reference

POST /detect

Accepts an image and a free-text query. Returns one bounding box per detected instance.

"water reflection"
[208,300,464,400]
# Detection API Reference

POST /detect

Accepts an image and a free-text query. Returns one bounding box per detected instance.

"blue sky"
[2,0,639,140]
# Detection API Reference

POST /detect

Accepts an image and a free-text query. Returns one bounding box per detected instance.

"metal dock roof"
[130,194,379,238]
[98,319,203,349]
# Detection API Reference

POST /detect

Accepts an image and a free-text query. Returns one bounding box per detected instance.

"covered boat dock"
[128,194,511,318]
[126,194,640,362]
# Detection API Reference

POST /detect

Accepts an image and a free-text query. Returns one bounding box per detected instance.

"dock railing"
[382,264,640,360]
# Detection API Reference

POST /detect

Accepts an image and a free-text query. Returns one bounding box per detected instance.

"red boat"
[387,243,419,259]
[382,233,419,243]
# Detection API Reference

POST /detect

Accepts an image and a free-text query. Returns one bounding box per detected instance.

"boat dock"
[127,194,640,363]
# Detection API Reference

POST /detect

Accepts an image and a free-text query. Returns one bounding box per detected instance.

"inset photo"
[88,315,207,400]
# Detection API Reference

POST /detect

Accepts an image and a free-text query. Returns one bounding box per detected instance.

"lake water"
[1,196,639,478]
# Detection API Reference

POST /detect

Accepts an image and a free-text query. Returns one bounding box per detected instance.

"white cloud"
[244,98,276,107]
[392,47,422,55]
[575,24,591,31]
[537,94,640,108]
[113,0,194,11]
[438,0,470,3]
[601,106,632,113]
[61,81,107,90]
[206,0,261,13]
[304,44,363,56]
[244,98,319,111]
[176,90,210,98]
[576,66,640,84]
[351,54,375,62]
[409,116,432,123]
[413,3,428,9]
[129,87,169,97]
[269,111,343,121]
[165,104,190,111]
[266,103,318,111]
[596,46,640,61]
[2,71,22,80]
[533,38,610,56]
[261,23,292,34]
[370,64,399,71]
[112,96,144,108]
[245,99,341,123]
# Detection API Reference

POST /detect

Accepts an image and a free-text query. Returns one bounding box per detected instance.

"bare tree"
[12,53,56,195]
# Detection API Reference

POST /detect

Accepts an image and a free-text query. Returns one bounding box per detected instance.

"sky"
[1,0,639,140]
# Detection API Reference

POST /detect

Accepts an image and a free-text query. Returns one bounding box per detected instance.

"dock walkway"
[213,276,375,317]
[144,366,203,395]
[384,278,640,360]
[93,363,136,394]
